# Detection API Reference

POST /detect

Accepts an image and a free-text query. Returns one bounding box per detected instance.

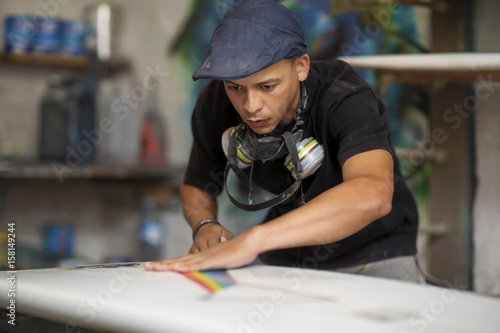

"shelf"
[0,53,130,74]
[0,164,184,181]
[338,52,500,82]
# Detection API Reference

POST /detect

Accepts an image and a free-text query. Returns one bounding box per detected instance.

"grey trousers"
[332,255,427,284]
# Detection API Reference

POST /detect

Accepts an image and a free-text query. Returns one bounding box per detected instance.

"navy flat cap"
[192,0,307,81]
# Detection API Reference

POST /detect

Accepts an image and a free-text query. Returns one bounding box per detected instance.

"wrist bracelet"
[192,218,220,240]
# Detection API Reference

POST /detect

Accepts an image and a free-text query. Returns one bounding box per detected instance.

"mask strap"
[282,131,303,177]
[248,162,255,204]
[290,82,309,138]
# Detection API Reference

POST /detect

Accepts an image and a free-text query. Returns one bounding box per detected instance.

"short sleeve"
[329,87,393,166]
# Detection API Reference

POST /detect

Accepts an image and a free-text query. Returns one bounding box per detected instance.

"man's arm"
[145,149,393,271]
[180,184,233,253]
[254,149,394,251]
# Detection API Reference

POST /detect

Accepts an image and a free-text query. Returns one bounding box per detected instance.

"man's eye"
[261,85,275,91]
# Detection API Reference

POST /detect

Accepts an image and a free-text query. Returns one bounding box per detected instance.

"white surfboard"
[1,263,499,332]
[338,52,500,81]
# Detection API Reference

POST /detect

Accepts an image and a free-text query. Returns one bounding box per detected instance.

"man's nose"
[244,89,263,114]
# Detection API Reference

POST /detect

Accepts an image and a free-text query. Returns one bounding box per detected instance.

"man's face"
[223,56,309,135]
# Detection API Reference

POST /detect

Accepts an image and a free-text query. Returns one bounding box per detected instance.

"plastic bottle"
[96,74,140,165]
[138,197,164,262]
[39,76,69,162]
[39,75,97,163]
[75,75,97,163]
[139,109,166,166]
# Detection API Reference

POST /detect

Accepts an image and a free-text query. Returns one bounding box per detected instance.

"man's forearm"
[250,175,392,253]
[180,184,218,229]
[247,150,394,254]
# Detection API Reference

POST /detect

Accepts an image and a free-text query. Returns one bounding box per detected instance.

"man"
[145,0,421,282]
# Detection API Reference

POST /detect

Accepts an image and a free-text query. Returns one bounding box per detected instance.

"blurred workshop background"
[0,0,498,297]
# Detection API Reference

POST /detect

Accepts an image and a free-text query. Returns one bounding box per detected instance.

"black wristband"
[192,219,220,240]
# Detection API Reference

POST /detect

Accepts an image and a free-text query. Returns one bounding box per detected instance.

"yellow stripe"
[237,145,252,163]
[298,139,317,156]
[285,139,318,168]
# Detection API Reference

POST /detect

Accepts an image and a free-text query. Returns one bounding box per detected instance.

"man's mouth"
[247,119,268,127]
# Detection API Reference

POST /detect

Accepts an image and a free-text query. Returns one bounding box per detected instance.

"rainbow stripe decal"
[180,270,236,293]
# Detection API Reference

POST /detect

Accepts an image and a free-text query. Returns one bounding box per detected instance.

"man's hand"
[144,230,259,272]
[190,224,234,254]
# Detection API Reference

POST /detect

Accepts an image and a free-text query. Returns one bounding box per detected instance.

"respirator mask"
[222,83,324,211]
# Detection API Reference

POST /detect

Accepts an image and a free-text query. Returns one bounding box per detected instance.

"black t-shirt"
[184,59,419,269]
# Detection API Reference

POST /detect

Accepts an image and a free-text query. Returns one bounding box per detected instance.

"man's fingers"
[224,229,234,240]
[145,254,211,272]
[144,257,192,271]
[207,236,220,248]
[145,240,233,272]
[192,225,234,251]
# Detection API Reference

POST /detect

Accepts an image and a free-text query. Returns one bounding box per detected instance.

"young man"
[145,0,421,282]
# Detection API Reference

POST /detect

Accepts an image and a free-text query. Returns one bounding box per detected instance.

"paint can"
[34,16,65,55]
[62,20,91,57]
[3,15,38,54]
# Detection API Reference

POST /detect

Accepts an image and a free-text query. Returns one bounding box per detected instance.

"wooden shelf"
[0,164,184,181]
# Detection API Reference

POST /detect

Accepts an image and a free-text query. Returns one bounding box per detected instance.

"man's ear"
[296,54,310,82]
